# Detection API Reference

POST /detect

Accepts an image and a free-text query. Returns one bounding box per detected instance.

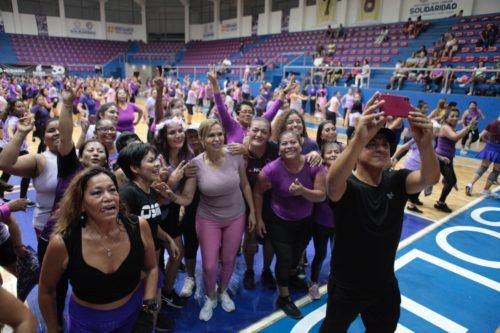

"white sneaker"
[460,149,467,156]
[199,297,217,321]
[218,290,235,312]
[179,276,196,298]
[480,189,492,196]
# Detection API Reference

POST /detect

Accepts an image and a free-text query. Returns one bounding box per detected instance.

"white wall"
[269,11,281,34]
[19,14,37,35]
[240,15,252,37]
[288,7,301,32]
[1,12,16,33]
[472,0,500,15]
[47,16,64,37]
[257,12,267,36]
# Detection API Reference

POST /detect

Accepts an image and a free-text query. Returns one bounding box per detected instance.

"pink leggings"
[196,213,246,294]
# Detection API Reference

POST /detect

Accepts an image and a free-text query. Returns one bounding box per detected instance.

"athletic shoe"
[199,297,217,321]
[179,276,196,298]
[434,202,452,213]
[479,189,499,198]
[161,290,187,309]
[218,290,235,312]
[296,265,306,279]
[308,283,321,300]
[413,199,424,206]
[243,270,255,290]
[465,184,473,196]
[156,314,174,332]
[289,274,308,291]
[276,296,303,319]
[261,269,277,290]
[460,149,467,156]
[407,206,423,214]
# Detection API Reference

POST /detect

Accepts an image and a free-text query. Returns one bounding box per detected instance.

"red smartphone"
[379,94,412,118]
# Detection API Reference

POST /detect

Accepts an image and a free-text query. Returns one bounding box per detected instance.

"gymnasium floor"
[1,101,499,332]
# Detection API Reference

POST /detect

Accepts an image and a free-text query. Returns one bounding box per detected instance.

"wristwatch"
[141,298,159,314]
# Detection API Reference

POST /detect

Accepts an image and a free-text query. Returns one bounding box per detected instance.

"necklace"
[88,223,119,257]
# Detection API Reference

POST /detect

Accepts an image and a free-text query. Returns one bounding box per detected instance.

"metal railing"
[282,64,500,89]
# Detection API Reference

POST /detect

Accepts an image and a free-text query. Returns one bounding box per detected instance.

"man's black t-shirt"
[331,169,411,291]
[120,182,162,249]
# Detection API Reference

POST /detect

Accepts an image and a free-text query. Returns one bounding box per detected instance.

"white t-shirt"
[186,90,197,105]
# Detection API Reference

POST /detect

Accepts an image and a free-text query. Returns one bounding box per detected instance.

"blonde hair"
[198,119,224,142]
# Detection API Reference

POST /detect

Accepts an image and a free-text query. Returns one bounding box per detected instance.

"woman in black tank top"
[38,167,158,333]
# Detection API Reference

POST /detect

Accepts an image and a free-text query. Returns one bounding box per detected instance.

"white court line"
[401,296,467,333]
[240,187,499,332]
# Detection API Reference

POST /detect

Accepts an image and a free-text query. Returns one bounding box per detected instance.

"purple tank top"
[435,136,456,159]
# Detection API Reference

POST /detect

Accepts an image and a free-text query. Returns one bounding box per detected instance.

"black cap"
[376,127,398,157]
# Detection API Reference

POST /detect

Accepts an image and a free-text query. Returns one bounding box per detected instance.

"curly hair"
[271,109,308,142]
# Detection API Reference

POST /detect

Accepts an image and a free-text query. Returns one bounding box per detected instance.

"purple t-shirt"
[192,150,245,221]
[117,103,141,132]
[262,157,323,221]
[31,104,50,128]
[8,84,18,99]
[79,94,97,116]
[214,92,282,144]
[2,116,27,151]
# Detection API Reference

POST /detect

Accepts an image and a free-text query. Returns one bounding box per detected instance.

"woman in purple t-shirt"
[254,131,326,319]
[166,119,256,322]
[115,88,144,133]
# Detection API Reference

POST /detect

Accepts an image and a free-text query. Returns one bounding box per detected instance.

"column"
[180,0,190,43]
[11,0,21,34]
[133,0,147,42]
[213,0,220,39]
[236,0,243,37]
[264,0,271,34]
[58,0,67,36]
[99,0,107,39]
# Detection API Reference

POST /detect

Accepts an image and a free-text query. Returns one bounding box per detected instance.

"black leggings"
[0,149,30,199]
[461,127,479,147]
[267,210,312,287]
[438,159,456,203]
[311,223,334,283]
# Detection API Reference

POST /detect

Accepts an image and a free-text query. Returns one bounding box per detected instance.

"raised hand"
[61,85,76,106]
[353,92,388,145]
[16,115,35,135]
[154,77,164,91]
[408,111,433,146]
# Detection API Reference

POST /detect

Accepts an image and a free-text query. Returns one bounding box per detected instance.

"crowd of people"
[0,69,498,333]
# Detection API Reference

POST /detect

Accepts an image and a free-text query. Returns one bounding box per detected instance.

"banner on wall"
[203,23,214,38]
[281,8,290,33]
[68,20,97,36]
[251,15,258,36]
[0,64,66,76]
[317,0,335,25]
[35,15,48,36]
[403,0,469,19]
[107,25,134,36]
[358,0,380,21]
[220,19,237,33]
[0,10,4,33]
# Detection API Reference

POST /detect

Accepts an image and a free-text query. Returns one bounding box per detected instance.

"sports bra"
[63,214,144,304]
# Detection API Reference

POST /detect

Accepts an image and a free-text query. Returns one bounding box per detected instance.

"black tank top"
[63,214,144,304]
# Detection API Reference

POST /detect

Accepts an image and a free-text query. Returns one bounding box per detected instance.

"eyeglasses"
[97,127,116,133]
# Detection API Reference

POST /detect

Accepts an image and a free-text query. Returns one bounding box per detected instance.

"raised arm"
[59,87,77,156]
[0,116,41,178]
[262,79,296,121]
[327,93,386,202]
[154,78,165,123]
[405,111,440,194]
[207,70,238,132]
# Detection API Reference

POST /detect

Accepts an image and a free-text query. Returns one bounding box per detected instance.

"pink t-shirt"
[192,150,245,221]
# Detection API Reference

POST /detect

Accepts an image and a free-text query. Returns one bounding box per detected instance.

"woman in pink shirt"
[166,119,256,322]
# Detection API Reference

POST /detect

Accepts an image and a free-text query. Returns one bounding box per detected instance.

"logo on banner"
[203,23,214,38]
[358,0,381,21]
[70,20,96,35]
[317,0,335,25]
[220,20,237,33]
[406,0,462,19]
[107,25,134,35]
